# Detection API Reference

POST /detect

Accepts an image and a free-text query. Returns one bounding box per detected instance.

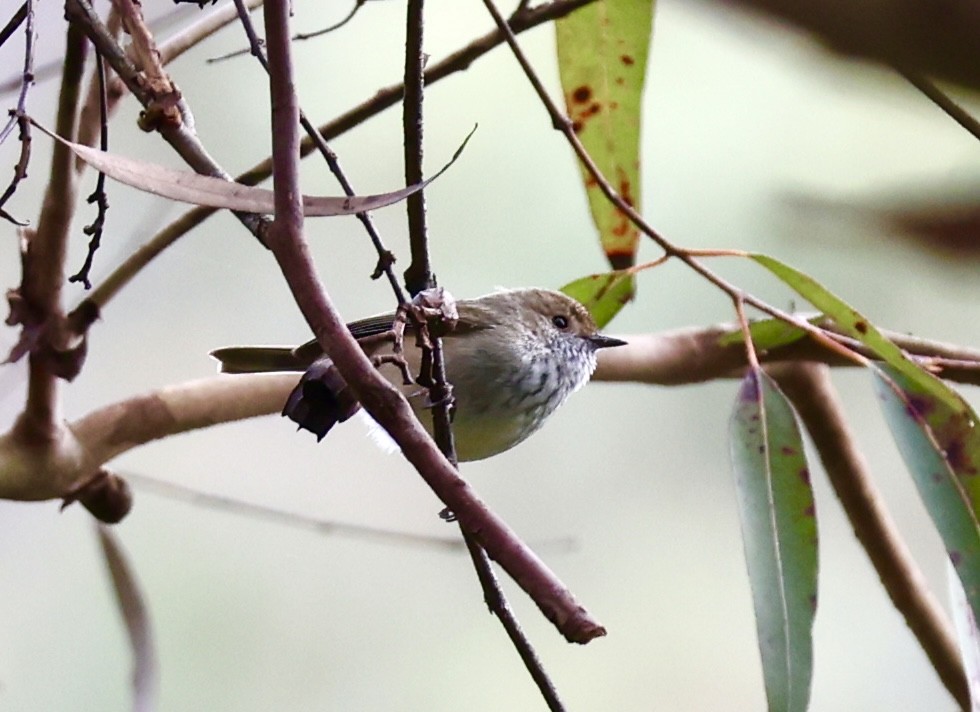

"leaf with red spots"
[750,254,964,414]
[730,368,817,712]
[560,269,634,328]
[873,364,980,622]
[556,0,654,274]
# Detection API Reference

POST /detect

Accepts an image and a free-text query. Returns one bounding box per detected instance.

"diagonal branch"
[256,0,604,644]
[13,21,86,442]
[70,0,594,323]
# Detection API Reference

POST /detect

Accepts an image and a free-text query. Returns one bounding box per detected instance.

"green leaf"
[560,270,634,328]
[730,369,817,712]
[873,365,980,622]
[718,316,824,350]
[750,254,964,414]
[556,0,655,272]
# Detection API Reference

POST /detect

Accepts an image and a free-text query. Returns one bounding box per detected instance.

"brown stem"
[229,0,406,305]
[71,0,593,321]
[402,0,431,297]
[771,363,969,709]
[896,66,980,144]
[66,0,267,238]
[257,0,603,644]
[235,0,598,185]
[16,21,86,441]
[461,532,567,711]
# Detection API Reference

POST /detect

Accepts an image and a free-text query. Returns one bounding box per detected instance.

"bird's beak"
[587,334,627,349]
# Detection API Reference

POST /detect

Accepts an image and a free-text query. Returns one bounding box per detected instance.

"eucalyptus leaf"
[873,364,980,622]
[730,368,818,712]
[750,253,963,413]
[556,0,655,274]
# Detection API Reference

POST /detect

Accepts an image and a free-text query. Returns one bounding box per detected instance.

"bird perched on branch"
[212,288,625,462]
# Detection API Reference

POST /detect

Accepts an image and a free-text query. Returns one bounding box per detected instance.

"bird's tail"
[210,346,306,374]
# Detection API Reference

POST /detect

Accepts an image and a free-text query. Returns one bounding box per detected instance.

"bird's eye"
[552,315,569,329]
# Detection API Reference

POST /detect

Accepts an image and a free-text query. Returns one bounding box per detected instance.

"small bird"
[211,288,626,461]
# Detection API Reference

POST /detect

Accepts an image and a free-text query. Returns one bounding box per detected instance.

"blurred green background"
[1,1,979,710]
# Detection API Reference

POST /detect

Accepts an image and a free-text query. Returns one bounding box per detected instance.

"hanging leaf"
[97,524,158,712]
[33,119,471,216]
[556,0,655,274]
[560,269,634,328]
[730,368,818,712]
[873,364,980,622]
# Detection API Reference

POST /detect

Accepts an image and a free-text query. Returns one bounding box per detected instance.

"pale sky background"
[1,1,979,710]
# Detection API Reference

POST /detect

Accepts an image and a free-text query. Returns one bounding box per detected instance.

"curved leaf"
[98,525,157,712]
[556,0,655,273]
[35,119,471,216]
[873,365,980,621]
[730,368,817,712]
[750,253,965,414]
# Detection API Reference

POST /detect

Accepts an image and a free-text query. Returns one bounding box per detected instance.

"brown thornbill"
[211,288,626,462]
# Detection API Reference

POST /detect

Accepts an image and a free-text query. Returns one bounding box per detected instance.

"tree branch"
[593,324,980,387]
[70,0,593,321]
[401,0,431,297]
[255,0,604,644]
[14,21,86,442]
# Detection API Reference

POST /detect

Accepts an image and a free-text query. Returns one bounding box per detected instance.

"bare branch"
[13,21,86,442]
[256,0,604,644]
[229,0,406,304]
[71,0,596,320]
[401,0,431,297]
[593,324,980,387]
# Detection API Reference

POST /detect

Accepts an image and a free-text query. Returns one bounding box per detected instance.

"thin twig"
[14,21,86,442]
[0,113,30,225]
[210,0,366,63]
[402,0,431,297]
[462,533,567,712]
[127,472,467,551]
[896,66,980,144]
[75,2,120,164]
[0,2,29,144]
[0,0,34,226]
[0,3,27,53]
[771,363,969,709]
[400,2,563,695]
[230,0,405,304]
[293,0,366,40]
[69,49,110,289]
[70,0,596,321]
[257,0,603,644]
